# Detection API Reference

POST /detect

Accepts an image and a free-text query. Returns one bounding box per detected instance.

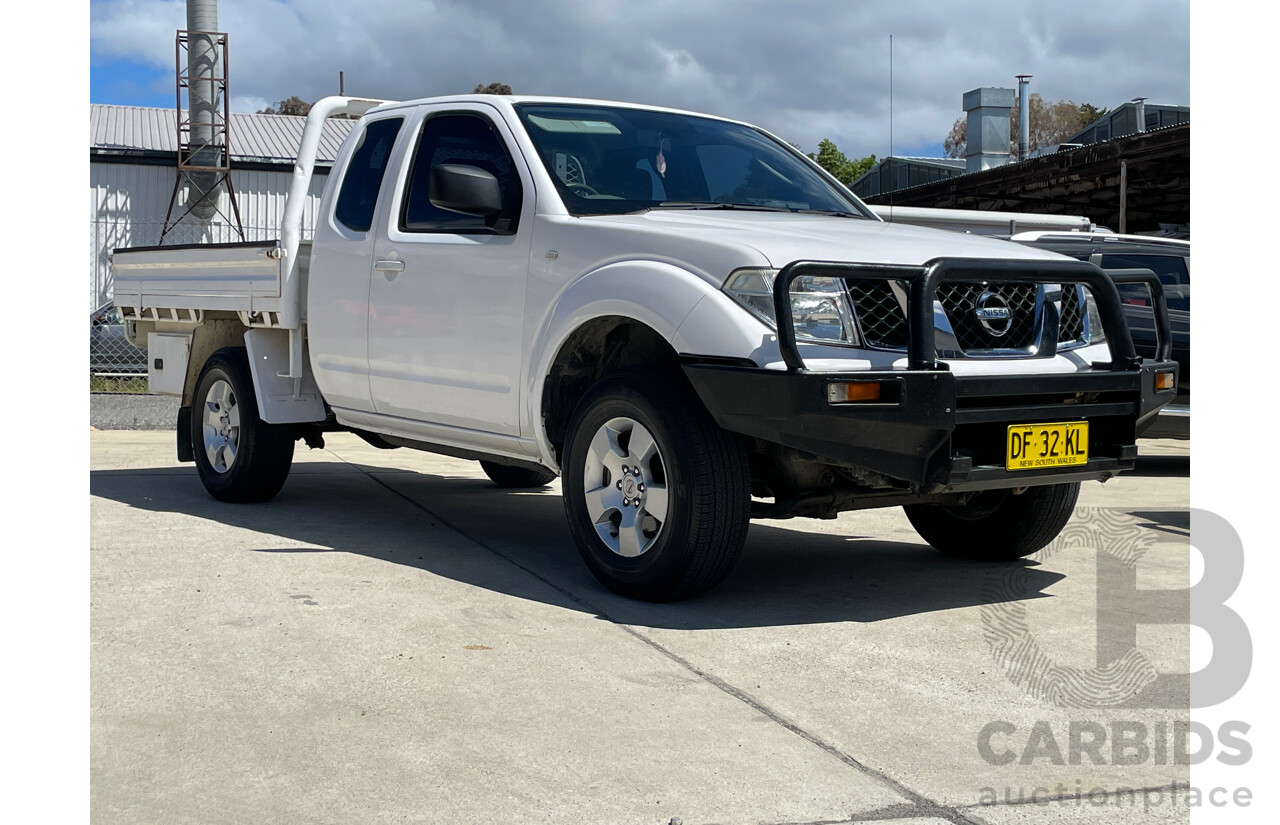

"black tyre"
[191,347,295,503]
[479,460,556,488]
[903,482,1081,561]
[561,369,750,601]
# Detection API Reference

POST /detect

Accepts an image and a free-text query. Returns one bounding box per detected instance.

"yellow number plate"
[1006,422,1089,471]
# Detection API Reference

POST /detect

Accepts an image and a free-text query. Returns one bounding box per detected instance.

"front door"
[367,107,534,436]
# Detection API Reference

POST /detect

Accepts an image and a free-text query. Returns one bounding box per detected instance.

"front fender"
[526,260,723,468]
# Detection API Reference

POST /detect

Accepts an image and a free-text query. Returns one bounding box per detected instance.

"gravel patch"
[90,394,180,430]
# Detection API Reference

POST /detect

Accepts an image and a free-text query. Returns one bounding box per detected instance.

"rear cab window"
[334,117,405,232]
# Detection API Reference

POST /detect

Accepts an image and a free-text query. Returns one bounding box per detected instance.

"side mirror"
[429,164,503,219]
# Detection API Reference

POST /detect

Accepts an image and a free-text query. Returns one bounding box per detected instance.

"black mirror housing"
[429,164,504,219]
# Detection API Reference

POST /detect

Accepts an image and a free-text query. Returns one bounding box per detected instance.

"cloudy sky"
[89,0,1189,159]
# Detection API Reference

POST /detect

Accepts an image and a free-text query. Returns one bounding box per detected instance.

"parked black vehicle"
[90,303,147,376]
[1010,232,1190,439]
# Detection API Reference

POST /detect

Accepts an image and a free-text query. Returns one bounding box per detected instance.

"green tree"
[848,152,877,183]
[256,95,312,116]
[810,138,876,187]
[943,96,1109,158]
[255,95,359,119]
[1078,103,1109,127]
[943,118,967,159]
[1011,94,1095,153]
[473,82,513,94]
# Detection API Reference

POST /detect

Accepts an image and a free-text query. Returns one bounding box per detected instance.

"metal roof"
[861,124,1190,234]
[90,104,356,164]
[891,157,965,166]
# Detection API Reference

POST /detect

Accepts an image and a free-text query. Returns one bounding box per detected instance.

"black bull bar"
[772,257,1172,371]
[681,257,1178,493]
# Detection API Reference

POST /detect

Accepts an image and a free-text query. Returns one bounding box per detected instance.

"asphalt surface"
[91,423,1191,825]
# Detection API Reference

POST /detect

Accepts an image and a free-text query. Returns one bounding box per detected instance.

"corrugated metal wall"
[88,162,332,310]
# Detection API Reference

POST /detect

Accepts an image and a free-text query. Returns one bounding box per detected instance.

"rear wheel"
[191,347,295,503]
[479,460,556,488]
[561,369,750,601]
[903,482,1080,561]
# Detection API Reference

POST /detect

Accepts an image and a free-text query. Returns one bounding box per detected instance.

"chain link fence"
[89,219,308,391]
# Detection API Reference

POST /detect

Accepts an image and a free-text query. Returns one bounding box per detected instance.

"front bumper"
[684,256,1178,494]
[682,362,1177,494]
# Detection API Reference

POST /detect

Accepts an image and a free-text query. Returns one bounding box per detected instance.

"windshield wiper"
[796,208,864,218]
[653,201,792,212]
[652,202,863,217]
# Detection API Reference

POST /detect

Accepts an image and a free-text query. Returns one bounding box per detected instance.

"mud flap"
[176,406,194,463]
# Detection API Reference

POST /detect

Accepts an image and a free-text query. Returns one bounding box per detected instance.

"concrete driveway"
[91,430,1190,824]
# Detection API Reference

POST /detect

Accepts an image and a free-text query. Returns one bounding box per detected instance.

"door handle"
[374,259,405,273]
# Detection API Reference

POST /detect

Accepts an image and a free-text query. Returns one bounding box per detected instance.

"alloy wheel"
[582,416,670,557]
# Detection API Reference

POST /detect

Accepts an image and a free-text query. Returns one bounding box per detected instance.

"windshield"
[514,103,871,218]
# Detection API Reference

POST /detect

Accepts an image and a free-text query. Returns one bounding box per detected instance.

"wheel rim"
[582,416,669,558]
[202,378,241,474]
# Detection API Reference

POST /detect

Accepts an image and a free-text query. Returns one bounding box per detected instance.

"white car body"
[115,95,1116,471]
[109,94,1176,600]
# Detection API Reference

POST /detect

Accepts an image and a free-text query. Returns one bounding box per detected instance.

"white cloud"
[89,0,1189,158]
[230,95,272,114]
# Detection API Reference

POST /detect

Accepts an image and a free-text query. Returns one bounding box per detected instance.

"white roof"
[90,103,356,164]
[1010,231,1189,247]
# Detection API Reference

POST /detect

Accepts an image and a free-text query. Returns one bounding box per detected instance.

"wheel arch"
[188,345,296,502]
[528,260,725,470]
[539,315,682,468]
[176,319,250,462]
[180,319,250,407]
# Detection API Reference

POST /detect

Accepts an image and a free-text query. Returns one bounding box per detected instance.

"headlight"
[1084,290,1107,344]
[723,268,860,344]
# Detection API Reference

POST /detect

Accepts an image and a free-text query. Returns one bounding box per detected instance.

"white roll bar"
[280,95,394,378]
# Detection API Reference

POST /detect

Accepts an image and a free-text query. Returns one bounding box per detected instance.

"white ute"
[112,95,1178,600]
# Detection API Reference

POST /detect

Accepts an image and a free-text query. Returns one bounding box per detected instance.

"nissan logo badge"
[974,291,1013,337]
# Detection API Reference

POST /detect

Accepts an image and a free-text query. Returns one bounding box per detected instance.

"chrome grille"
[937,283,1038,351]
[847,280,909,348]
[843,277,1089,355]
[1059,284,1084,342]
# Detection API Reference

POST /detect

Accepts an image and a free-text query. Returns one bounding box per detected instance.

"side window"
[1102,253,1190,312]
[334,117,404,232]
[401,114,523,234]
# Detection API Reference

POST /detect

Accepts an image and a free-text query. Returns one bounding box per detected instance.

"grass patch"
[90,375,150,394]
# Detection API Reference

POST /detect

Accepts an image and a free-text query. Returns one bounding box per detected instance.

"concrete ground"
[91,429,1190,825]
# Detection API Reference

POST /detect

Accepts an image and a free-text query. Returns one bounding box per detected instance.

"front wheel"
[903,482,1081,561]
[561,369,750,601]
[191,347,295,503]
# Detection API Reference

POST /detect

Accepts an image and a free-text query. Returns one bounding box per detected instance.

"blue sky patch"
[91,58,172,108]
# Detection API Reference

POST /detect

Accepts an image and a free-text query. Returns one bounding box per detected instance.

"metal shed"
[89,104,356,310]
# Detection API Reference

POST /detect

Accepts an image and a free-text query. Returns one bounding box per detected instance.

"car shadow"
[1128,508,1191,538]
[1130,454,1190,478]
[92,462,1072,630]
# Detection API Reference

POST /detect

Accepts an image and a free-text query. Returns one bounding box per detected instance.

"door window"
[400,114,523,234]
